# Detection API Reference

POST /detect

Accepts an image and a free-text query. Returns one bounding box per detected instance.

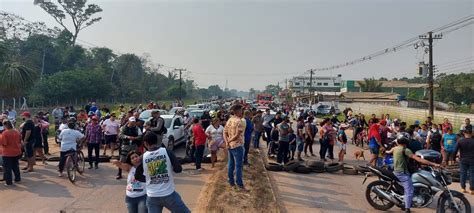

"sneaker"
[237,186,250,192]
[95,165,99,169]
[4,183,13,186]
[14,180,21,183]
[58,173,63,177]
[462,188,468,193]
[116,175,122,180]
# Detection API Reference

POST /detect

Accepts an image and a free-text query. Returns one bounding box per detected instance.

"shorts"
[337,141,347,151]
[34,138,44,148]
[209,139,224,152]
[296,139,304,152]
[105,135,118,145]
[289,143,296,152]
[445,151,455,162]
[369,145,379,155]
[25,140,35,158]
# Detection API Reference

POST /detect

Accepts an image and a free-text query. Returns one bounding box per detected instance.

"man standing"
[276,115,290,165]
[117,117,142,179]
[20,112,37,173]
[224,104,247,191]
[102,113,120,157]
[262,109,274,146]
[243,111,253,166]
[455,125,474,194]
[142,132,190,212]
[368,122,384,166]
[52,106,63,130]
[150,111,166,145]
[460,118,471,135]
[85,116,102,169]
[6,106,16,127]
[252,110,264,149]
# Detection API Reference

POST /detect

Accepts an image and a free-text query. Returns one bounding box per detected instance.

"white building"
[289,74,343,96]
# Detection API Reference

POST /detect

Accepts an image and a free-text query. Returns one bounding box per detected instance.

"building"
[341,80,429,98]
[289,74,343,96]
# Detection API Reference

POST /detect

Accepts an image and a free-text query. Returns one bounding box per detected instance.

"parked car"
[188,109,205,119]
[316,105,340,115]
[169,107,185,115]
[161,115,187,150]
[139,109,168,123]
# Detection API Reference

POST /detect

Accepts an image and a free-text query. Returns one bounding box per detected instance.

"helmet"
[396,133,410,145]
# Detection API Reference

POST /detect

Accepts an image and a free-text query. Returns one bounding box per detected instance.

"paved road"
[0,139,214,213]
[266,136,474,213]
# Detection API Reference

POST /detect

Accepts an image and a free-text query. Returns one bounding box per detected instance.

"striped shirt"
[86,124,102,144]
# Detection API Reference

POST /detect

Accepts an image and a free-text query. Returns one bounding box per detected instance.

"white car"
[139,109,168,123]
[161,115,188,150]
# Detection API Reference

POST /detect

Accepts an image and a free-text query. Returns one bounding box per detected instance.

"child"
[337,124,348,162]
[288,128,296,161]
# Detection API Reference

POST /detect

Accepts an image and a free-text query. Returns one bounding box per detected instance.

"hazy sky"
[1,0,473,91]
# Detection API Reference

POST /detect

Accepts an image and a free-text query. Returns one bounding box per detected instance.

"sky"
[1,0,473,91]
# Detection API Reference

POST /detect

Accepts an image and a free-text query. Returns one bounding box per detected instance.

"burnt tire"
[202,154,212,163]
[294,165,312,174]
[325,163,343,173]
[265,162,283,172]
[356,165,371,174]
[306,160,325,169]
[343,165,359,175]
[283,161,300,172]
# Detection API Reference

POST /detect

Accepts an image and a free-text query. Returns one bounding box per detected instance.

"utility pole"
[309,69,315,104]
[419,32,442,119]
[174,68,186,100]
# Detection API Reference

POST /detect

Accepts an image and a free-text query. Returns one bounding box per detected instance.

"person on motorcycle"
[390,134,441,213]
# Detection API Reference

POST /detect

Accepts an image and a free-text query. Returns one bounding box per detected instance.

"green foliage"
[406,90,421,101]
[435,72,473,105]
[359,78,383,92]
[264,84,281,96]
[0,63,37,98]
[166,86,187,99]
[37,0,103,45]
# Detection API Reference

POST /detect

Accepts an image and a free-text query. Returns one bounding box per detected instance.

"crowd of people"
[0,100,472,213]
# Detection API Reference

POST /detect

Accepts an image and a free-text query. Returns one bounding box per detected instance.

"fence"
[340,103,474,131]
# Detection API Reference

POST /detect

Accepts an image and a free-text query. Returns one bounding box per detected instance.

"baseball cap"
[21,111,31,117]
[129,117,136,122]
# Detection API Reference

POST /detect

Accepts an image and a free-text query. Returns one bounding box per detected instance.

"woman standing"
[319,118,336,162]
[112,151,147,213]
[33,116,48,165]
[192,118,206,171]
[0,120,22,186]
[205,118,224,168]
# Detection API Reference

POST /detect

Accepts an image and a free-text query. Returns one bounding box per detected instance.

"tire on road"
[265,162,283,172]
[343,165,359,175]
[202,154,212,164]
[356,165,371,174]
[294,165,312,174]
[306,160,325,169]
[283,161,300,172]
[325,162,343,173]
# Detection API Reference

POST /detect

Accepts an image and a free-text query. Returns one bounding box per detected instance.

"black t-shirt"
[274,118,283,127]
[22,120,35,143]
[200,114,212,129]
[456,137,474,164]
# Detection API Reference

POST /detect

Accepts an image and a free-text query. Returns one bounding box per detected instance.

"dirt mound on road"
[194,149,278,213]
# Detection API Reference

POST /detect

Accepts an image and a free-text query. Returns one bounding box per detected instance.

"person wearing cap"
[102,113,120,157]
[454,125,474,194]
[441,126,458,166]
[20,111,36,172]
[251,110,264,149]
[85,116,102,169]
[117,117,143,179]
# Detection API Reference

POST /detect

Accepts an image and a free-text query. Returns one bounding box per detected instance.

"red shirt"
[368,124,381,142]
[192,124,207,146]
[0,129,22,157]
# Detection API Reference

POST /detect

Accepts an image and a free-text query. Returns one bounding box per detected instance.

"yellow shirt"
[224,116,245,149]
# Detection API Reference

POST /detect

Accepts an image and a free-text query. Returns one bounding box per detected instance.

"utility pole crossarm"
[419,32,442,119]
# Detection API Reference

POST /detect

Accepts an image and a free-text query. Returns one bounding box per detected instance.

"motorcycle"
[363,165,471,212]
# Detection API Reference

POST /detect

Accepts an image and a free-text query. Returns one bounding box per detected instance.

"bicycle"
[65,140,85,183]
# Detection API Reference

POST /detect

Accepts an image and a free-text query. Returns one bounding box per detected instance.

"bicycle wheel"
[77,151,85,174]
[66,155,77,183]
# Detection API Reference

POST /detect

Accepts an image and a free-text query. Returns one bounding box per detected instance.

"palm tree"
[358,78,383,92]
[0,62,37,98]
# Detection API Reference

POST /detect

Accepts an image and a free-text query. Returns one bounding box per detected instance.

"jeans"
[243,138,251,164]
[146,191,190,213]
[42,131,49,154]
[2,156,21,185]
[253,131,261,148]
[125,195,148,213]
[304,137,314,155]
[228,146,244,187]
[394,172,414,209]
[88,143,100,166]
[460,162,474,190]
[277,141,290,164]
[195,145,205,169]
[319,139,328,160]
[327,144,334,160]
[58,151,70,172]
[264,127,272,146]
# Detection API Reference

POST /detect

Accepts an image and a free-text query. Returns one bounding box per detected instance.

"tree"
[358,78,383,92]
[0,63,37,98]
[36,0,103,45]
[264,84,282,96]
[166,86,186,99]
[435,72,473,105]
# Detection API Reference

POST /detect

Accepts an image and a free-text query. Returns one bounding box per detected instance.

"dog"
[354,150,365,161]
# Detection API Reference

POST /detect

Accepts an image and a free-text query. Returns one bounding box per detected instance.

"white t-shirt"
[205,125,224,142]
[58,129,84,152]
[142,148,175,197]
[126,166,146,198]
[103,119,120,135]
[58,123,69,131]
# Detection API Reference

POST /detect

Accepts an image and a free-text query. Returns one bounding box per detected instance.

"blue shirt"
[443,133,457,152]
[244,118,253,142]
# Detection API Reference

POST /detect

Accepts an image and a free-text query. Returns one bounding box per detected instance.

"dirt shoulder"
[194,149,279,213]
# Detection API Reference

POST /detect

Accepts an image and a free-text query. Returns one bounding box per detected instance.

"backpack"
[403,147,418,174]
